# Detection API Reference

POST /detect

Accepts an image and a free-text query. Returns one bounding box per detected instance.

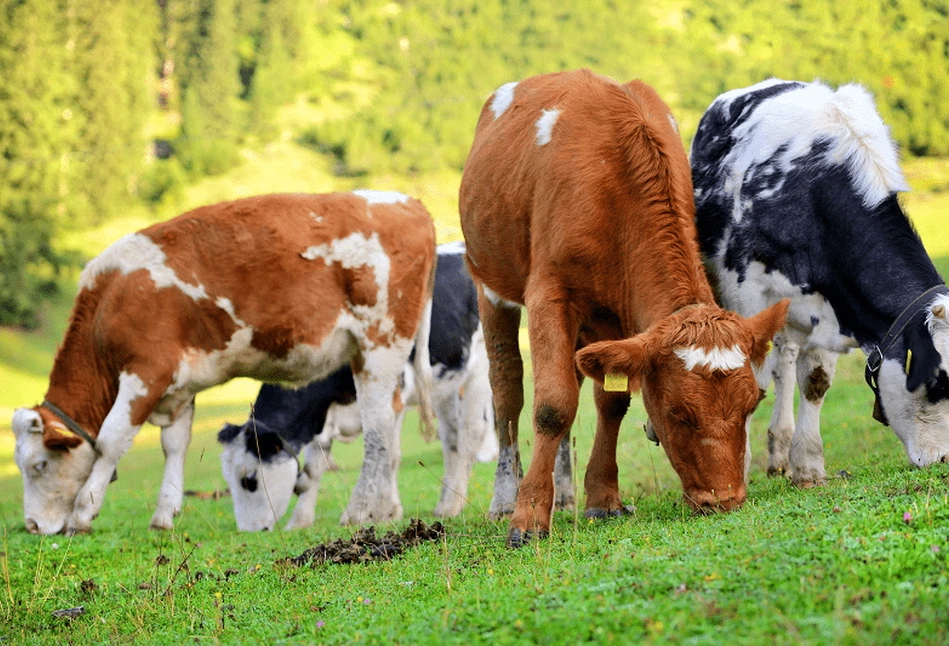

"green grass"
[2,151,949,643]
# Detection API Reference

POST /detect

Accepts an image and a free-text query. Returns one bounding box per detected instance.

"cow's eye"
[31,460,47,476]
[670,407,698,429]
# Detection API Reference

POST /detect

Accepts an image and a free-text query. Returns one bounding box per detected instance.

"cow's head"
[877,295,949,466]
[577,300,789,513]
[218,421,299,531]
[12,407,97,534]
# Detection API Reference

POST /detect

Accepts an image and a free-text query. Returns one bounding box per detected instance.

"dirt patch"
[280,518,446,567]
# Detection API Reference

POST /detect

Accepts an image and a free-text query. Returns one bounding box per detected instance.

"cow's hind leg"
[553,432,575,511]
[340,346,406,525]
[285,438,331,530]
[477,285,525,520]
[584,384,632,518]
[789,347,837,487]
[150,401,195,529]
[767,334,798,477]
[508,286,580,547]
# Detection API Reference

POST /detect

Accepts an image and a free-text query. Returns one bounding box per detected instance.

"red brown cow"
[11,191,435,534]
[459,70,789,546]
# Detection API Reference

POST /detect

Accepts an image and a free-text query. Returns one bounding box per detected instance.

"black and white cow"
[691,79,949,485]
[218,242,497,530]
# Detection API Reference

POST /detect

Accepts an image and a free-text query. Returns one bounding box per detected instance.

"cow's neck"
[824,197,943,347]
[44,294,119,437]
[624,209,717,332]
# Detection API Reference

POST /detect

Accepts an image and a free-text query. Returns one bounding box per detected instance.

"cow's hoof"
[149,512,175,530]
[488,502,515,521]
[506,527,548,548]
[793,478,826,489]
[64,520,92,536]
[433,502,464,518]
[584,504,635,519]
[340,503,402,526]
[554,494,576,511]
[284,515,315,531]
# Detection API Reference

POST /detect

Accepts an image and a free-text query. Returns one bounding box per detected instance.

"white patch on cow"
[353,189,410,205]
[308,210,323,224]
[301,231,394,346]
[714,256,857,354]
[708,79,908,211]
[78,233,208,301]
[674,344,746,372]
[220,428,298,531]
[437,240,466,256]
[535,108,560,146]
[490,81,518,119]
[483,284,520,309]
[668,114,679,134]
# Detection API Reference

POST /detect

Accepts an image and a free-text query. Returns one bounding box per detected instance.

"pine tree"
[0,0,75,327]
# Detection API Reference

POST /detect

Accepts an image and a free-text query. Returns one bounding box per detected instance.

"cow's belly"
[157,326,355,421]
[714,256,857,354]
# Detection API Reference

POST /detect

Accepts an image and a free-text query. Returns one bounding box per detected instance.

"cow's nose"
[685,488,746,514]
[24,518,40,534]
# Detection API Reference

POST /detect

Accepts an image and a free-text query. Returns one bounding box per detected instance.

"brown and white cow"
[459,70,789,546]
[11,191,436,534]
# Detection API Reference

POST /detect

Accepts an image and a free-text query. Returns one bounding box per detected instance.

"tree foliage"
[1,0,948,327]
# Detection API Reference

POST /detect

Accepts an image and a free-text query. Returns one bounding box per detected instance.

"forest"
[2,0,948,327]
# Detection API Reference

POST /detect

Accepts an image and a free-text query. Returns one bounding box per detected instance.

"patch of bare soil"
[280,518,446,567]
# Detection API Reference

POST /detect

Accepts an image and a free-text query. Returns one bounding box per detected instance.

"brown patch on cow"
[251,327,297,359]
[392,386,404,414]
[280,518,445,567]
[804,365,830,402]
[350,353,365,375]
[344,264,378,307]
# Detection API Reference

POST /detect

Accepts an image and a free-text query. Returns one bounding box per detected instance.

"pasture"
[1,158,948,643]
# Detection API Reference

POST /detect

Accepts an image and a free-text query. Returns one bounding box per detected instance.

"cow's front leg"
[789,347,837,487]
[583,385,631,518]
[340,349,404,525]
[285,438,331,530]
[476,285,525,519]
[767,334,798,476]
[508,287,579,547]
[150,402,194,529]
[434,391,467,517]
[67,372,159,534]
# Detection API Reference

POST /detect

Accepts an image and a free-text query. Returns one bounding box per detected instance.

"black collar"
[41,399,101,455]
[865,284,949,425]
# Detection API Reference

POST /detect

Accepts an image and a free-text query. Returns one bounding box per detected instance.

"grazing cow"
[10,191,436,534]
[218,242,497,531]
[459,69,789,546]
[691,79,949,484]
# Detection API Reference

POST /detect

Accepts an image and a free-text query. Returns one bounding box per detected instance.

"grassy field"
[1,152,948,643]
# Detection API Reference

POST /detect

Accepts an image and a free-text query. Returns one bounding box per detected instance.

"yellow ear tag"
[906,349,913,375]
[604,372,629,392]
[766,340,773,353]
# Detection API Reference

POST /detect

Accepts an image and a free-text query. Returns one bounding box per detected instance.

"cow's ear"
[746,299,790,366]
[247,431,284,460]
[11,408,43,438]
[575,336,654,392]
[217,422,244,444]
[43,426,82,451]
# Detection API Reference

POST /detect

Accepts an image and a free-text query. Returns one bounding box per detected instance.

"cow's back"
[81,192,436,389]
[460,69,693,309]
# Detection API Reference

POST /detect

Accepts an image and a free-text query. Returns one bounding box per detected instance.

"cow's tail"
[413,261,436,442]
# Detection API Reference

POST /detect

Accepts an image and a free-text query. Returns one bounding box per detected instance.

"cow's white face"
[12,408,96,534]
[879,305,949,466]
[219,427,298,531]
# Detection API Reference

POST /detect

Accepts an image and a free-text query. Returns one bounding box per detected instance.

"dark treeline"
[2,0,948,327]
